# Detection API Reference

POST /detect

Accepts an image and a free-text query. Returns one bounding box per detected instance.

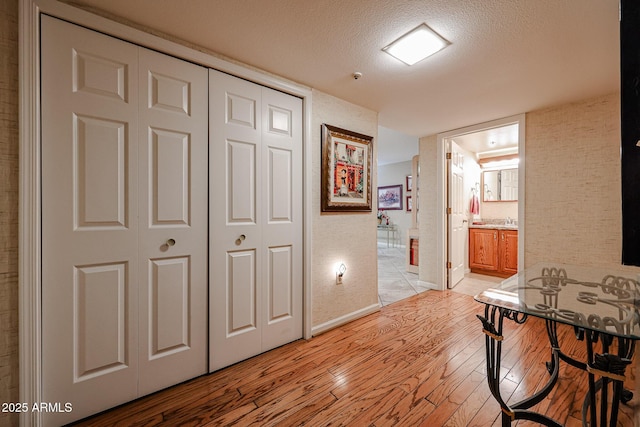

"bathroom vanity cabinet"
[469,227,518,278]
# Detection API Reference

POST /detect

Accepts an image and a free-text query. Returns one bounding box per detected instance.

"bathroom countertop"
[469,223,518,230]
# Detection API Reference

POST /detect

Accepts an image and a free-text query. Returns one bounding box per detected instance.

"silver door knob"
[166,238,176,246]
[239,234,246,241]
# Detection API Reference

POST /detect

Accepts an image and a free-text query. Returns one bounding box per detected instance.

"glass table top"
[474,262,640,339]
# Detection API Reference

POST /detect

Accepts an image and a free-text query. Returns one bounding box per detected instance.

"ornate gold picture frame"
[321,124,373,212]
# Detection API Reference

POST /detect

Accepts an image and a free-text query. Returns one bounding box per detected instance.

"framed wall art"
[406,196,412,212]
[321,124,373,212]
[378,185,403,210]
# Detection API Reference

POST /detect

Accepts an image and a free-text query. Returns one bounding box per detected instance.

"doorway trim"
[436,114,526,290]
[19,1,313,425]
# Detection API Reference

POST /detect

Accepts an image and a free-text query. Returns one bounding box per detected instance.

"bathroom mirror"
[482,168,518,202]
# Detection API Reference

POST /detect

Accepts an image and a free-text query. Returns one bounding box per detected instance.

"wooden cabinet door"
[500,230,518,275]
[469,228,498,272]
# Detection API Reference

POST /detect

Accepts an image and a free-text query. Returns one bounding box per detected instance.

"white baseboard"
[418,280,440,291]
[311,303,381,336]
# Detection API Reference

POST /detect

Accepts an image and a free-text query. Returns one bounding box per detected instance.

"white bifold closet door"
[209,70,303,371]
[41,16,208,426]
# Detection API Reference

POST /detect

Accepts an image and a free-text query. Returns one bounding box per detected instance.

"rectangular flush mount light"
[383,23,449,65]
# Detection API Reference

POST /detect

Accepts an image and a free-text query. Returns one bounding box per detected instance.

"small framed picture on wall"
[406,196,412,212]
[406,175,412,192]
[378,185,403,210]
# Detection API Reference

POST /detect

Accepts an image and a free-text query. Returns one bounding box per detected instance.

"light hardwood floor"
[72,290,637,426]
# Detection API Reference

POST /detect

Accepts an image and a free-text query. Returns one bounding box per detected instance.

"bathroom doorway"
[437,114,525,290]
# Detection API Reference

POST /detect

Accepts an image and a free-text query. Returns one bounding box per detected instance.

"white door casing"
[209,69,303,371]
[447,141,465,288]
[41,16,208,425]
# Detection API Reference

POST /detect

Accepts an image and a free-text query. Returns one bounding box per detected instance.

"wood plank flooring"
[71,291,638,426]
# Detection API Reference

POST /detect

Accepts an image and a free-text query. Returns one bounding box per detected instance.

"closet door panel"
[227,139,257,223]
[41,16,139,426]
[149,257,191,354]
[210,69,263,371]
[267,147,292,222]
[260,87,303,350]
[209,70,303,371]
[42,17,209,425]
[138,47,208,395]
[227,250,258,332]
[267,245,293,321]
[74,262,128,379]
[149,128,191,225]
[75,116,128,228]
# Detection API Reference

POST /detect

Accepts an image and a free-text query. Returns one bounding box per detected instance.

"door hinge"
[446,153,452,160]
[447,207,452,214]
[447,261,452,269]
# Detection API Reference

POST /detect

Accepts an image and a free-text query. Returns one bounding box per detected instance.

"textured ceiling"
[68,0,620,142]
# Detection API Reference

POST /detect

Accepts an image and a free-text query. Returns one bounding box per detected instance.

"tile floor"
[449,271,504,296]
[377,242,502,306]
[377,243,427,306]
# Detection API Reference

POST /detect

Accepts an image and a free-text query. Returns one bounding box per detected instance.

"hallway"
[377,243,500,306]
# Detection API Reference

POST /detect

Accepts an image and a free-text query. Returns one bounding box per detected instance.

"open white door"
[447,141,466,288]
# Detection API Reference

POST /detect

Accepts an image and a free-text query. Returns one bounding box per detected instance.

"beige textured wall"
[481,200,518,220]
[526,92,640,424]
[0,0,19,426]
[311,90,379,328]
[419,93,636,280]
[524,93,633,269]
[420,92,640,422]
[418,134,438,284]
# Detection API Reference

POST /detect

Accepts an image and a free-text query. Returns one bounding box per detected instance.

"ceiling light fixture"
[383,23,449,66]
